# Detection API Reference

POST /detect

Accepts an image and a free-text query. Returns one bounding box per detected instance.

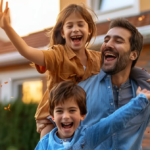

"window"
[94,0,135,12]
[87,0,139,22]
[13,78,43,103]
[22,81,43,104]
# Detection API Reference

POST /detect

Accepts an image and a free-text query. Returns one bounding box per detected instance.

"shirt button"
[108,86,110,88]
[110,103,113,105]
[120,88,121,91]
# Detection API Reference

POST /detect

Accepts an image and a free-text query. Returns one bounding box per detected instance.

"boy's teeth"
[63,123,71,125]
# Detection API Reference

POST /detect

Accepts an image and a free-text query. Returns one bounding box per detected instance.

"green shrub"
[0,100,40,150]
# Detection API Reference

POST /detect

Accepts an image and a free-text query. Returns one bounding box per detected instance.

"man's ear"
[80,114,86,121]
[130,50,138,60]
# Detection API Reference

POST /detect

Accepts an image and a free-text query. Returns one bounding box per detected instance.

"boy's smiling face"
[53,97,85,139]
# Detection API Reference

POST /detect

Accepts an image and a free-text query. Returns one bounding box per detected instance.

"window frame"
[87,0,140,22]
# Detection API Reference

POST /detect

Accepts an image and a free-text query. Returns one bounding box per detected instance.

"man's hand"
[136,86,150,100]
[36,119,52,133]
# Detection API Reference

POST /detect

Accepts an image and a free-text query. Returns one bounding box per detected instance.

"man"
[37,18,150,149]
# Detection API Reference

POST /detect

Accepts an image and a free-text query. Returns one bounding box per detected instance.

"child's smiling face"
[61,12,90,53]
[53,97,85,139]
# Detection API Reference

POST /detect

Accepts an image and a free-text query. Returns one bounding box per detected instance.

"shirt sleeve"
[35,46,63,74]
[130,67,150,90]
[85,93,149,149]
[35,141,45,150]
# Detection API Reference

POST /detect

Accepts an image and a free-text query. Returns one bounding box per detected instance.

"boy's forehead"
[55,97,79,108]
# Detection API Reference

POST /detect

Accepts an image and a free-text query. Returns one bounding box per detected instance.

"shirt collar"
[64,44,93,62]
[98,69,109,82]
[54,130,72,144]
[64,44,76,60]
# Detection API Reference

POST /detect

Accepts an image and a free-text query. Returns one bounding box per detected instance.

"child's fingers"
[136,86,141,95]
[142,89,148,93]
[6,1,8,9]
[0,0,3,12]
[4,1,8,13]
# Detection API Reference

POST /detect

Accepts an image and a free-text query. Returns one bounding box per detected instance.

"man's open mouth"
[61,122,73,129]
[104,52,118,61]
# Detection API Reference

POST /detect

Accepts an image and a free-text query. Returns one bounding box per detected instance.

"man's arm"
[130,67,150,90]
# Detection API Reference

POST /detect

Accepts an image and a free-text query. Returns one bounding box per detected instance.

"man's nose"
[105,40,115,49]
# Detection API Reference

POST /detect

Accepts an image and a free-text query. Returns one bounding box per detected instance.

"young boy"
[35,81,150,150]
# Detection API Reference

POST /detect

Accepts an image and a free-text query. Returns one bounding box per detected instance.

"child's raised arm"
[0,0,45,66]
[84,92,149,149]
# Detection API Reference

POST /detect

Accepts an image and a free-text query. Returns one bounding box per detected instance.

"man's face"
[101,27,132,75]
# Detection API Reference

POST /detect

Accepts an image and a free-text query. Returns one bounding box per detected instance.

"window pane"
[22,81,43,103]
[100,0,135,12]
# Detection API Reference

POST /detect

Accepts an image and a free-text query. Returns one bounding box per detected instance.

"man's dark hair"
[109,18,143,67]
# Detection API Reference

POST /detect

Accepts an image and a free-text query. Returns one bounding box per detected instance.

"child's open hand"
[0,0,10,29]
[136,86,150,100]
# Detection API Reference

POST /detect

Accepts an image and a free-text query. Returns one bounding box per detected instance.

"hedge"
[0,100,40,150]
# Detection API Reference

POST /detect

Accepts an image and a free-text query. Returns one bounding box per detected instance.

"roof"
[96,10,150,35]
[0,28,51,55]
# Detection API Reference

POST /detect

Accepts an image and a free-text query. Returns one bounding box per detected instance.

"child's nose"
[63,112,70,119]
[73,25,79,32]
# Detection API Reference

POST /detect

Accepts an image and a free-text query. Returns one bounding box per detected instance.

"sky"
[4,0,59,36]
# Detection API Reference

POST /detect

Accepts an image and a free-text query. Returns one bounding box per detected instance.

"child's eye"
[56,110,63,113]
[67,25,72,28]
[78,24,83,27]
[70,110,76,113]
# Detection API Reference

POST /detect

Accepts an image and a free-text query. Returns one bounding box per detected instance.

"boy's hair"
[48,4,97,47]
[109,18,143,67]
[49,81,87,116]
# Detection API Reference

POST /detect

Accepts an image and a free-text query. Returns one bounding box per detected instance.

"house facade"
[0,0,150,148]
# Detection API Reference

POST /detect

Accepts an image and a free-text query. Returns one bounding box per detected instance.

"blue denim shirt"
[79,70,150,150]
[35,94,149,150]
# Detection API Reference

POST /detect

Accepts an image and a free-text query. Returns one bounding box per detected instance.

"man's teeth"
[105,53,116,57]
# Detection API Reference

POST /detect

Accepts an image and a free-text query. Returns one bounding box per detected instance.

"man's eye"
[116,41,122,43]
[104,39,109,43]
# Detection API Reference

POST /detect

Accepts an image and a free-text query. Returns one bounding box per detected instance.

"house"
[0,0,150,148]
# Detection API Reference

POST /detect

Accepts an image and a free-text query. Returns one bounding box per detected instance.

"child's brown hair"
[48,3,97,47]
[49,81,87,116]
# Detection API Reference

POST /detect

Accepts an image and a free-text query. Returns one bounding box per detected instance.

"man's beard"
[101,49,131,75]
